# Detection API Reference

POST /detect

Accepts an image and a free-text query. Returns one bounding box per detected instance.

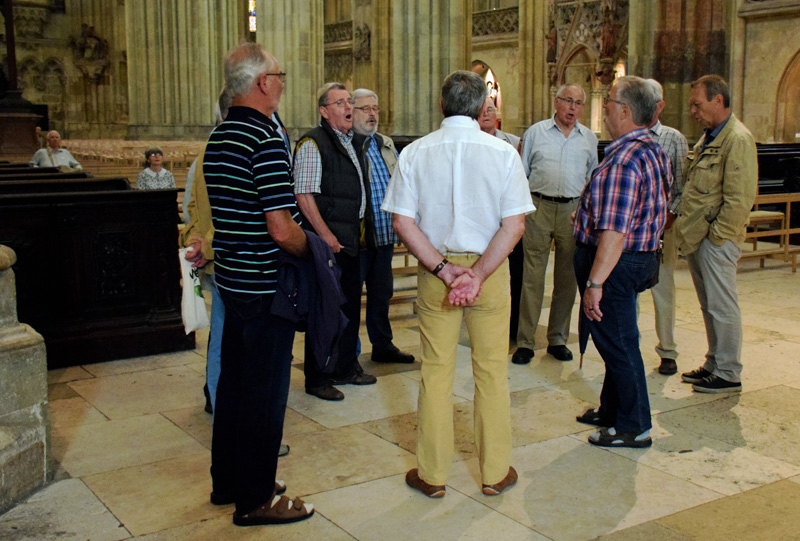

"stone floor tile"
[68,365,205,419]
[51,414,207,477]
[598,418,800,495]
[160,405,213,449]
[283,407,326,436]
[81,350,205,378]
[275,426,416,497]
[447,436,721,541]
[655,479,800,541]
[595,522,690,540]
[655,395,800,467]
[0,479,129,541]
[47,382,80,401]
[134,511,352,540]
[49,396,108,430]
[82,452,224,537]
[308,473,545,541]
[46,366,94,385]
[287,369,423,429]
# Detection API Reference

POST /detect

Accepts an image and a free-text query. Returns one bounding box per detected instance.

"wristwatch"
[586,280,603,289]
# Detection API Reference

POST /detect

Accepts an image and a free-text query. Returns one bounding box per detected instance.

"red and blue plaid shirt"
[573,128,672,252]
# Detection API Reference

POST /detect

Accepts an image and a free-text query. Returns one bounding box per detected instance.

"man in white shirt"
[29,131,82,171]
[383,70,534,498]
[512,84,598,365]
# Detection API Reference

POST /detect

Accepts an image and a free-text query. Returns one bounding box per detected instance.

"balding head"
[224,43,274,99]
[47,131,61,150]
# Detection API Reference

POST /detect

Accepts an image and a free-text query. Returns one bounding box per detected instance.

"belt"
[532,192,578,204]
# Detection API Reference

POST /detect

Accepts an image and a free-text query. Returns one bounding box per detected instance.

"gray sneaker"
[692,374,741,394]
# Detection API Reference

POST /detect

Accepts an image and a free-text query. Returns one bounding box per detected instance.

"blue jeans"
[210,289,295,515]
[359,245,396,352]
[574,244,657,434]
[206,275,224,412]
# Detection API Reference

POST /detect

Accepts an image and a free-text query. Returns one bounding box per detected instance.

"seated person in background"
[30,130,83,171]
[136,147,176,190]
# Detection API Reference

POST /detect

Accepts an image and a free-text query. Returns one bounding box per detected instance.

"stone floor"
[3,254,800,540]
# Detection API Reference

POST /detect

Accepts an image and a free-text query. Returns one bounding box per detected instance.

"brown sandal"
[482,466,518,495]
[233,494,315,526]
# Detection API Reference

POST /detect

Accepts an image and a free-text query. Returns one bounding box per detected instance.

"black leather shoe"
[546,345,573,361]
[658,358,677,375]
[305,384,345,401]
[511,347,534,365]
[372,347,415,364]
[332,369,377,385]
[203,384,213,414]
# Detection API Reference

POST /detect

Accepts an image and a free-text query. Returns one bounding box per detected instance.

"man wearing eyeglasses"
[573,76,672,448]
[512,84,598,366]
[294,82,377,401]
[350,88,416,366]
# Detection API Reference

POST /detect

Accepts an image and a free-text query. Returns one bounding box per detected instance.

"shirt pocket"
[688,154,722,194]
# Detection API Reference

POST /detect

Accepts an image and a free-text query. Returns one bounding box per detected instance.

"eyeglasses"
[353,105,380,114]
[603,96,627,107]
[556,96,584,107]
[263,72,287,83]
[324,98,352,108]
[149,152,163,157]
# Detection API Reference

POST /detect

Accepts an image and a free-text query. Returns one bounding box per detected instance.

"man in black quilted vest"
[293,82,377,401]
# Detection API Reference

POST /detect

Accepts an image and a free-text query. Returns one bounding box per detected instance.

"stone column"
[125,0,240,139]
[0,246,50,514]
[391,0,470,136]
[518,0,548,129]
[352,0,394,134]
[256,0,325,143]
[627,0,658,78]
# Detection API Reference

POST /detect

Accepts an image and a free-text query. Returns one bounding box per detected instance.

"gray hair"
[441,70,487,119]
[352,88,378,103]
[645,78,664,101]
[318,82,348,107]
[556,83,587,102]
[615,76,657,127]
[215,86,233,124]
[691,74,730,108]
[223,42,273,98]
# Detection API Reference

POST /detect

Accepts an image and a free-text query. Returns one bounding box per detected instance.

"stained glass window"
[248,1,257,33]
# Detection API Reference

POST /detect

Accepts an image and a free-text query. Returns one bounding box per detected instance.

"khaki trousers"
[416,255,512,486]
[650,226,679,360]
[516,197,578,349]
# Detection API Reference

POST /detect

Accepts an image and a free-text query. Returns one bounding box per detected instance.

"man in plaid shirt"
[573,76,672,449]
[351,88,415,365]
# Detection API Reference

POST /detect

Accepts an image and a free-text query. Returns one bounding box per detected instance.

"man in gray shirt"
[512,84,598,365]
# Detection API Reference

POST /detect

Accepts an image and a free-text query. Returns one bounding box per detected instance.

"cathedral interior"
[2,1,800,539]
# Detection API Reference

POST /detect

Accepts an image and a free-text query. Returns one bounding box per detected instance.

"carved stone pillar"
[125,0,239,139]
[391,0,470,136]
[519,0,549,128]
[627,0,658,78]
[257,0,325,143]
[351,0,394,134]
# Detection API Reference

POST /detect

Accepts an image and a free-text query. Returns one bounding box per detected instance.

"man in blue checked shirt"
[351,88,416,365]
[572,76,672,450]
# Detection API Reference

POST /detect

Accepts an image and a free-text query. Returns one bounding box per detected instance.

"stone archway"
[775,48,800,143]
[471,60,506,130]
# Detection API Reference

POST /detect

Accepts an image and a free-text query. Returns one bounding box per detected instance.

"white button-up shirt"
[520,117,598,198]
[382,116,534,255]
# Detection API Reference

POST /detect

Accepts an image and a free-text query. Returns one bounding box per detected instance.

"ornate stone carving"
[13,6,49,39]
[324,52,353,85]
[472,7,519,37]
[69,24,110,83]
[354,24,371,62]
[324,21,353,44]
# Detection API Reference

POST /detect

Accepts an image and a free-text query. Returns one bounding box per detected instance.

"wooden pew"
[0,181,192,368]
[0,171,92,181]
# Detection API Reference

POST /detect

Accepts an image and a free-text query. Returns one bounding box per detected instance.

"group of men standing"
[201,40,756,527]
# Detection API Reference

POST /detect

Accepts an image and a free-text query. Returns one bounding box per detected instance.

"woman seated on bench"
[136,147,175,190]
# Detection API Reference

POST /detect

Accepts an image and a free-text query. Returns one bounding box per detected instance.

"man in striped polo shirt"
[203,43,313,526]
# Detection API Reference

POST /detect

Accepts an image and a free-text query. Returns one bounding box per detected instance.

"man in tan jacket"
[675,75,757,394]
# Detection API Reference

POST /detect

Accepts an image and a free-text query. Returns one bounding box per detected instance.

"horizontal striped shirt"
[573,128,672,252]
[204,106,301,295]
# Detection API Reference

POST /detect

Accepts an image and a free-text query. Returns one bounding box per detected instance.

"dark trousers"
[359,245,395,352]
[305,250,361,387]
[574,244,657,434]
[210,290,295,516]
[508,239,524,339]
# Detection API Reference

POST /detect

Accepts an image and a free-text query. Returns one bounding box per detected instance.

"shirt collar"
[705,113,731,142]
[604,127,651,155]
[547,116,587,137]
[440,116,480,130]
[649,120,663,137]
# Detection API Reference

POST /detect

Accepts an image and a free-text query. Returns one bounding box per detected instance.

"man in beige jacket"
[675,75,757,394]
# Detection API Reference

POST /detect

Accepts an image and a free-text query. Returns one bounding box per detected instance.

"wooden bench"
[742,192,800,272]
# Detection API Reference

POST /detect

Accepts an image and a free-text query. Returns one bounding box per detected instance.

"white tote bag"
[179,248,210,334]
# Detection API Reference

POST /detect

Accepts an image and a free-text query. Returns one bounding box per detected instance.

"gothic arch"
[775,48,800,143]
